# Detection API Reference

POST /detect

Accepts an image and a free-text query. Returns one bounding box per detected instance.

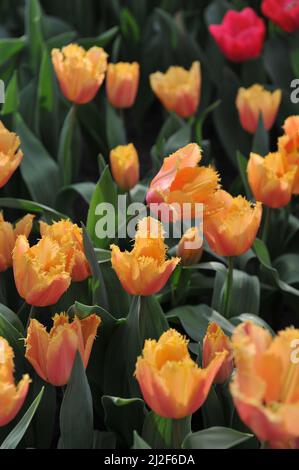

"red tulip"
[209,8,266,62]
[262,0,299,33]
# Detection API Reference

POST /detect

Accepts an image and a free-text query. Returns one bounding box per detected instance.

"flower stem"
[223,257,234,318]
[262,207,271,243]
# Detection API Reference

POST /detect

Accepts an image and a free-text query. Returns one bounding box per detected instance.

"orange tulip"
[110,143,140,191]
[135,329,227,419]
[247,152,296,208]
[39,219,90,282]
[51,44,108,105]
[13,236,72,307]
[0,213,34,272]
[177,227,203,266]
[204,190,262,257]
[25,313,101,386]
[111,217,180,296]
[0,122,23,188]
[106,62,140,108]
[236,84,281,134]
[231,321,299,449]
[146,143,219,221]
[203,322,234,384]
[278,116,299,194]
[0,336,30,426]
[150,61,201,118]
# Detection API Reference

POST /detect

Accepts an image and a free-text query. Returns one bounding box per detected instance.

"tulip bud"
[0,337,30,426]
[236,84,281,134]
[0,122,23,188]
[25,313,101,386]
[52,44,108,104]
[135,329,227,419]
[150,62,201,118]
[203,322,233,384]
[177,227,203,266]
[106,62,140,108]
[110,143,140,191]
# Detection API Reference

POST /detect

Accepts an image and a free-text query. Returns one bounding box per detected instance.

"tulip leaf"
[25,0,45,72]
[0,388,44,449]
[0,304,24,335]
[142,412,191,449]
[106,102,127,150]
[236,151,252,200]
[0,197,66,221]
[38,47,55,112]
[182,427,253,449]
[0,37,26,66]
[58,106,78,186]
[56,182,96,217]
[15,113,61,207]
[59,352,94,449]
[252,115,269,156]
[0,311,26,374]
[1,71,19,115]
[102,396,146,448]
[78,26,119,49]
[133,431,152,449]
[163,123,192,156]
[93,431,116,449]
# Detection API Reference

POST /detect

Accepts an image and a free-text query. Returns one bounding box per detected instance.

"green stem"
[223,257,234,318]
[171,416,191,449]
[59,104,77,186]
[262,207,271,243]
[26,305,36,331]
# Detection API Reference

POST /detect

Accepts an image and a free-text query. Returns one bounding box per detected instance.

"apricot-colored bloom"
[204,190,262,257]
[13,236,71,307]
[279,116,299,194]
[0,213,34,272]
[110,143,140,191]
[236,85,281,134]
[177,227,203,266]
[146,143,219,221]
[0,122,23,188]
[231,321,299,449]
[25,313,101,387]
[203,322,234,384]
[106,62,140,108]
[111,217,180,296]
[135,329,227,419]
[150,62,201,118]
[0,337,30,426]
[248,152,296,208]
[52,44,108,104]
[40,219,90,282]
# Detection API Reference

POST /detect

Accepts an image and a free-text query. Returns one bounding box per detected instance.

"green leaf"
[16,113,61,207]
[0,197,66,221]
[1,71,19,115]
[93,431,116,449]
[120,8,140,43]
[56,182,96,216]
[236,151,251,199]
[0,37,26,66]
[133,431,152,449]
[86,165,118,249]
[182,427,253,449]
[59,353,93,449]
[163,123,192,156]
[78,26,119,49]
[102,396,146,448]
[143,412,191,449]
[106,102,126,150]
[58,106,78,186]
[0,388,44,449]
[252,115,269,156]
[230,314,275,336]
[0,304,24,335]
[38,48,55,112]
[25,0,45,72]
[0,311,26,373]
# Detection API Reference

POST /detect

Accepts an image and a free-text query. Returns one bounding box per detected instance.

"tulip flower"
[52,44,108,105]
[203,322,234,384]
[177,227,203,266]
[278,116,299,194]
[39,219,90,282]
[231,321,299,449]
[236,85,281,134]
[25,313,101,386]
[106,62,140,108]
[248,152,296,208]
[0,336,30,426]
[209,8,266,62]
[0,121,23,188]
[13,236,72,307]
[204,190,262,257]
[135,329,227,419]
[0,213,34,272]
[111,217,180,296]
[150,61,201,118]
[262,0,299,33]
[146,143,220,221]
[109,143,140,191]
